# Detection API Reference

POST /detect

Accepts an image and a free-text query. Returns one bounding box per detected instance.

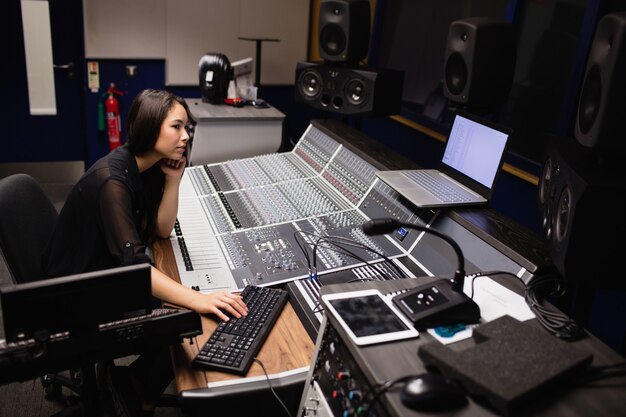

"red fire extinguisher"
[104,83,123,150]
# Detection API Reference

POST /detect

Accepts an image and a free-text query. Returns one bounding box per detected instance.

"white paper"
[428,275,534,344]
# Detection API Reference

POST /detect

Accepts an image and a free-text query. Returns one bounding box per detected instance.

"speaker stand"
[238,37,280,87]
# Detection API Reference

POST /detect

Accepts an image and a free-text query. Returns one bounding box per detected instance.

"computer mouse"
[400,373,468,411]
[251,99,269,108]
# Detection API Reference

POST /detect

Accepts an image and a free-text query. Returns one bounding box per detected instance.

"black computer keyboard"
[192,285,289,375]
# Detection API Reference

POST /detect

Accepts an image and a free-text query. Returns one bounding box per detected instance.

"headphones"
[199,53,233,104]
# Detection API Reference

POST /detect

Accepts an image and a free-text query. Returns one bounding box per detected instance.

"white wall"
[83,0,310,86]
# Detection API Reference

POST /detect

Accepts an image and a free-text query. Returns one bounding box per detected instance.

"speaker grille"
[539,157,553,206]
[442,17,516,109]
[297,68,323,99]
[539,156,554,240]
[320,23,347,58]
[554,185,572,248]
[576,65,602,135]
[574,12,626,151]
[294,61,403,116]
[444,52,468,96]
[318,0,371,64]
[345,78,367,105]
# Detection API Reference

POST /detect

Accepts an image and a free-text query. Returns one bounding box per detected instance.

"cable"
[293,231,313,281]
[292,230,311,268]
[313,237,391,280]
[525,272,584,341]
[467,270,584,341]
[253,358,293,417]
[466,270,524,299]
[297,230,401,281]
[362,375,416,417]
[297,230,380,281]
[321,234,406,278]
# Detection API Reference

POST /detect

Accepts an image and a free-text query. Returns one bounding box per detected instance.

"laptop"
[376,111,511,208]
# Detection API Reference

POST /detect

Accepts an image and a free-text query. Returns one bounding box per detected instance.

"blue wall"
[83,60,165,167]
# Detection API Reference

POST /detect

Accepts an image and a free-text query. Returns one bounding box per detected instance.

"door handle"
[54,61,75,79]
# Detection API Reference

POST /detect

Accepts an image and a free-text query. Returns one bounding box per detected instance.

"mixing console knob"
[341,407,355,417]
[337,371,350,380]
[348,390,362,401]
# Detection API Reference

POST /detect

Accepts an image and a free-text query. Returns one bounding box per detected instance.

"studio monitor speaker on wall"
[574,12,626,152]
[443,17,516,110]
[318,0,371,64]
[538,137,625,289]
[295,61,403,117]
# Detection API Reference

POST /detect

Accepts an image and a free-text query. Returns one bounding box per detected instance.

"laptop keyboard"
[404,170,474,202]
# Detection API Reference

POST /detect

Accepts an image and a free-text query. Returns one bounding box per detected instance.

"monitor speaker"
[574,12,626,152]
[443,17,516,110]
[538,137,625,289]
[295,61,403,117]
[318,0,370,64]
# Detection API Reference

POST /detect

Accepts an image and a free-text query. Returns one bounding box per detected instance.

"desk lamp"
[362,218,480,328]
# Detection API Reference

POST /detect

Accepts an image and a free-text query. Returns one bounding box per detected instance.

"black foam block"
[418,315,593,416]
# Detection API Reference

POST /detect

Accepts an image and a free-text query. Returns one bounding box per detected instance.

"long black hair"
[126,89,196,155]
[124,89,195,242]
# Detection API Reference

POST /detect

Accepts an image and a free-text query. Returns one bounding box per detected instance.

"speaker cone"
[555,185,572,247]
[298,69,322,99]
[577,65,602,135]
[320,23,347,57]
[539,157,553,206]
[539,156,553,240]
[345,78,367,105]
[444,52,468,96]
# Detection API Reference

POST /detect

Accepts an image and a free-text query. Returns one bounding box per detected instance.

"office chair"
[0,173,58,284]
[0,173,82,411]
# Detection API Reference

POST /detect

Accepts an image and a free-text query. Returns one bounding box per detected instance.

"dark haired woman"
[43,89,247,416]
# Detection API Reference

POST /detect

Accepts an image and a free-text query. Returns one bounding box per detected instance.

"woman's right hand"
[192,290,248,322]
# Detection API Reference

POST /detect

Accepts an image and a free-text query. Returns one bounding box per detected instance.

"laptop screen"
[442,113,510,188]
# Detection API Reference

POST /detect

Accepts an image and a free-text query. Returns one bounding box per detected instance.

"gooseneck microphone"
[362,217,480,328]
[362,218,465,291]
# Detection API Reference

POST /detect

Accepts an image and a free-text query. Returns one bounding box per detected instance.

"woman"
[43,89,247,416]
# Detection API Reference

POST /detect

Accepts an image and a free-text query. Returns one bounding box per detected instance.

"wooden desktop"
[151,238,314,392]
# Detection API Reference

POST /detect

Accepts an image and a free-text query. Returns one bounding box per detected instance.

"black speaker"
[443,17,516,110]
[199,53,232,104]
[295,61,403,117]
[574,12,626,152]
[318,0,370,64]
[538,137,625,289]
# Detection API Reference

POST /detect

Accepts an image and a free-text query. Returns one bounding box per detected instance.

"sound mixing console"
[171,121,442,293]
[170,119,543,338]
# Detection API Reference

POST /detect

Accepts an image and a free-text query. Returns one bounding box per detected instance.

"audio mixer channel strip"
[171,121,437,293]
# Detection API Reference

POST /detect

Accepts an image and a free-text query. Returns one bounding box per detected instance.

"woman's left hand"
[159,157,186,178]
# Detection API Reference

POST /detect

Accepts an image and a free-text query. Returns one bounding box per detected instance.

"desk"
[302,279,626,417]
[186,99,285,165]
[159,119,625,416]
[151,239,315,416]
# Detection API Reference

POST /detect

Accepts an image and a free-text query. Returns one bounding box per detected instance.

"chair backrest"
[0,174,58,283]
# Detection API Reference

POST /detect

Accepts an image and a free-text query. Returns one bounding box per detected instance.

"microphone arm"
[362,218,465,292]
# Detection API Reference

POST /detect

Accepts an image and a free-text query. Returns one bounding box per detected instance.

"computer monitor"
[0,263,152,342]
